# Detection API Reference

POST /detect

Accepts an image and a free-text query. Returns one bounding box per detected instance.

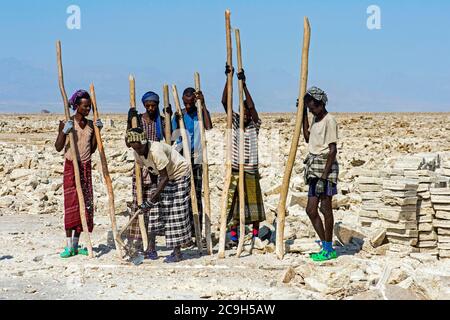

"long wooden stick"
[218,9,234,259]
[129,75,148,252]
[89,84,123,258]
[163,84,172,145]
[276,17,311,260]
[171,85,203,254]
[56,40,94,258]
[235,29,246,258]
[194,72,212,255]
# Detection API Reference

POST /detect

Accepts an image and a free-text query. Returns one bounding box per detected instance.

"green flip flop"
[76,246,89,256]
[311,249,337,262]
[60,247,75,258]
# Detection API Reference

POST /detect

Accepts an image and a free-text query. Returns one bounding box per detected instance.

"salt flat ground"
[0,113,449,300]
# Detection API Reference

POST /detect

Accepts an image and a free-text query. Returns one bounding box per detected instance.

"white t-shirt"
[308,113,338,155]
[135,141,189,181]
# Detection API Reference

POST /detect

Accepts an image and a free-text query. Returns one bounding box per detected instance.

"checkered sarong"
[159,174,193,248]
[303,152,339,185]
[127,166,162,247]
[188,163,203,235]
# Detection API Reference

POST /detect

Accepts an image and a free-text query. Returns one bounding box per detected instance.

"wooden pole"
[163,84,172,145]
[276,17,311,260]
[194,72,213,255]
[235,29,246,258]
[218,9,234,259]
[129,75,149,252]
[56,40,94,258]
[89,84,123,258]
[171,84,203,254]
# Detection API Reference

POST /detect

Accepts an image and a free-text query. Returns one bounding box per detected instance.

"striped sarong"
[63,159,94,233]
[226,170,266,226]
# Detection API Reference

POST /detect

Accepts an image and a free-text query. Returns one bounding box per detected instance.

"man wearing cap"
[301,86,339,262]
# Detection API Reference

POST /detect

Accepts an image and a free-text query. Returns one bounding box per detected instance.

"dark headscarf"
[69,89,91,111]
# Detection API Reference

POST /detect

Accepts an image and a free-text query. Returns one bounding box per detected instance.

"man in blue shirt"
[171,87,213,245]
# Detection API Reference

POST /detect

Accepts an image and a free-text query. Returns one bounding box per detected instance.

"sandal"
[146,250,159,260]
[77,246,89,256]
[60,247,75,258]
[164,252,183,263]
[311,249,337,262]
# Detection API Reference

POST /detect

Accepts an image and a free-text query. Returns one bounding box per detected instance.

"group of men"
[55,66,340,263]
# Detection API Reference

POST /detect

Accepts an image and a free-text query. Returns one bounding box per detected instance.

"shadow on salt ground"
[0,255,13,261]
[334,238,364,257]
[93,244,113,257]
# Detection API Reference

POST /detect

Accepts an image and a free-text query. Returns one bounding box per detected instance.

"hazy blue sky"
[0,0,449,113]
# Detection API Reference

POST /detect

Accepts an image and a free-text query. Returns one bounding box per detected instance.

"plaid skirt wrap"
[63,159,94,233]
[303,153,339,185]
[127,165,162,244]
[158,174,193,248]
[226,171,266,227]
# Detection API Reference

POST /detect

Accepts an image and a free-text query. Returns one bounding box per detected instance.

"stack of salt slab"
[381,179,419,251]
[355,169,386,227]
[431,188,450,259]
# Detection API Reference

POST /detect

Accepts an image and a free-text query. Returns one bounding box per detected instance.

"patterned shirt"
[231,112,261,173]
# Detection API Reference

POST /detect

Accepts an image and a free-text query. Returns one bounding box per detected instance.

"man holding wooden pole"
[275,17,311,260]
[218,9,234,259]
[221,65,265,254]
[171,86,212,247]
[125,88,168,259]
[55,41,96,259]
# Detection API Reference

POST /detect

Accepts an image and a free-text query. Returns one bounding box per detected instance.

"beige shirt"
[65,119,94,163]
[135,141,189,181]
[308,113,338,155]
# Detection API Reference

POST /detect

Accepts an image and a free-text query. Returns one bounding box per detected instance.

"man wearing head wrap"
[300,86,339,262]
[55,89,103,258]
[171,86,213,247]
[125,90,168,257]
[125,128,192,263]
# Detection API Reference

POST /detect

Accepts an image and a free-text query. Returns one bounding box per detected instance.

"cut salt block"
[378,209,416,222]
[417,215,433,223]
[437,228,450,236]
[393,157,424,170]
[432,204,450,211]
[418,223,433,232]
[438,242,450,250]
[386,229,418,238]
[419,231,438,241]
[361,192,383,200]
[356,176,383,185]
[382,220,417,230]
[430,195,450,204]
[416,240,437,248]
[418,248,439,255]
[382,190,417,198]
[383,180,419,191]
[439,249,450,258]
[438,235,450,243]
[386,236,418,246]
[382,196,418,206]
[358,184,383,192]
[433,219,450,228]
[358,209,378,218]
[435,211,450,220]
[430,188,450,196]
